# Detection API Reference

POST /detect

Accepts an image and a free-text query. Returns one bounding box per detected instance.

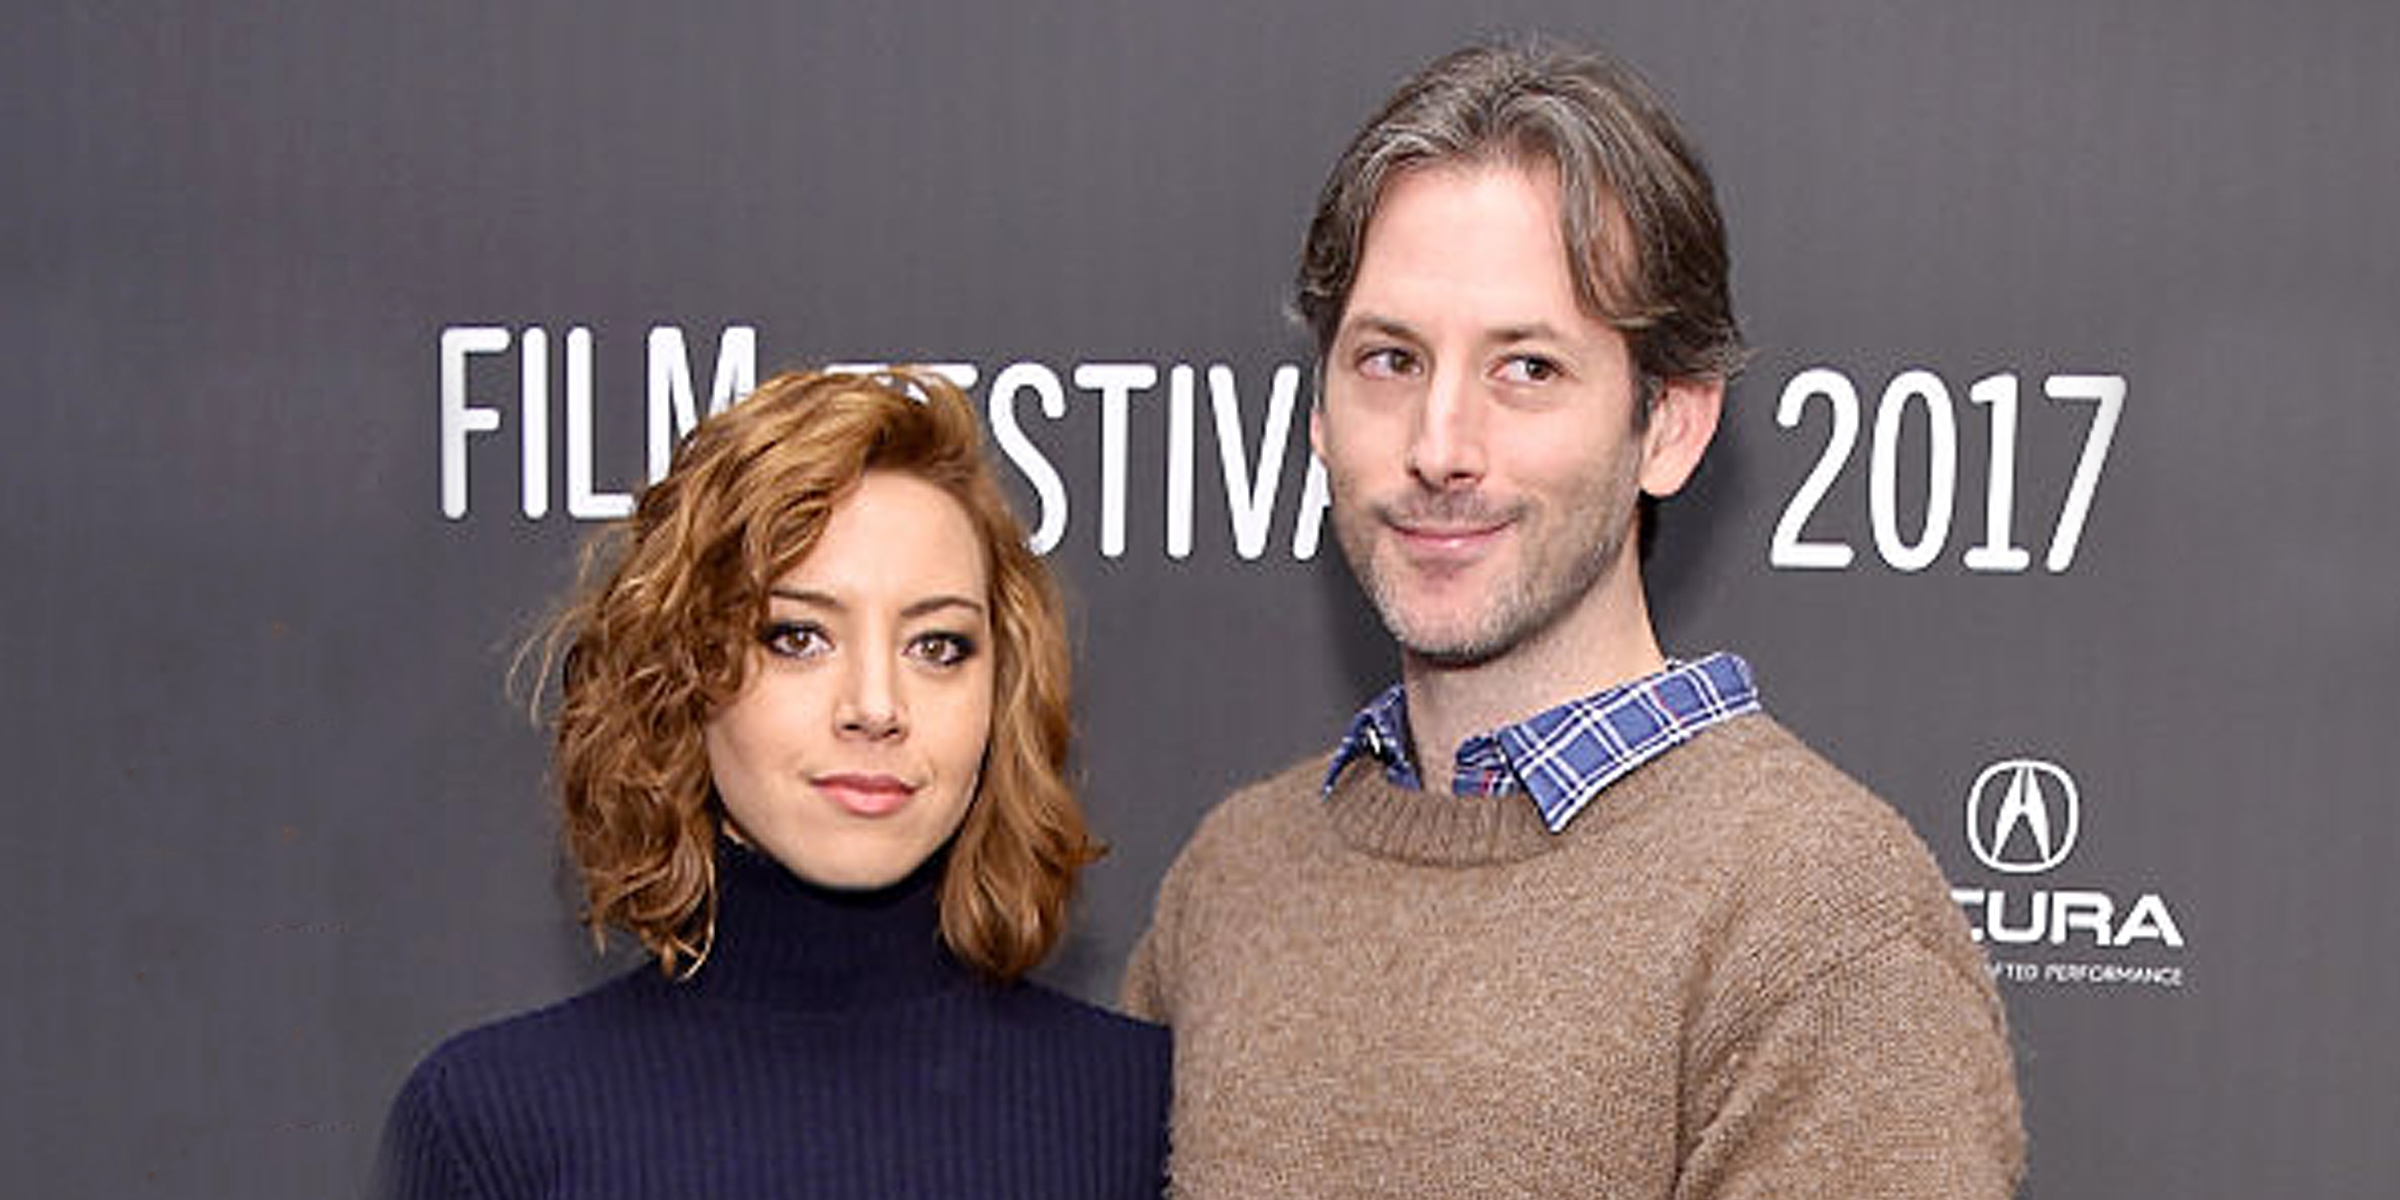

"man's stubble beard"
[1330,453,1642,670]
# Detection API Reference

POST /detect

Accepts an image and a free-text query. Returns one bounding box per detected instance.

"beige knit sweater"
[1123,713,2024,1199]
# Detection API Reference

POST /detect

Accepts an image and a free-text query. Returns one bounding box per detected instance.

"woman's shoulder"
[1005,981,1170,1041]
[411,969,658,1077]
[375,970,671,1197]
[981,981,1172,1082]
[968,982,1170,1161]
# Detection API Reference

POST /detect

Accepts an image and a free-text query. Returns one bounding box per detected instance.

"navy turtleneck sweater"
[375,843,1170,1198]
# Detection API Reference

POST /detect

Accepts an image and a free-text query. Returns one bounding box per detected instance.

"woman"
[377,368,1169,1199]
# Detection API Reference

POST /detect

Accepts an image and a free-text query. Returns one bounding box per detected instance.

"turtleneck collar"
[680,837,968,1013]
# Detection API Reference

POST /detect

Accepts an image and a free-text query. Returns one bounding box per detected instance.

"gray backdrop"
[6,2,2395,1196]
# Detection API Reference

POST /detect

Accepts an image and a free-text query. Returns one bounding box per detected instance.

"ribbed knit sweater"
[1124,713,2023,1199]
[378,842,1170,1199]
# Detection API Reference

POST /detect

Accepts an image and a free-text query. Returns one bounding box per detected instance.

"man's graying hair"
[1294,39,1746,392]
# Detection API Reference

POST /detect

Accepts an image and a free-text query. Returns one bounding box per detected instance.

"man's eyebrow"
[1340,313,1573,346]
[1490,321,1569,344]
[1337,313,1423,343]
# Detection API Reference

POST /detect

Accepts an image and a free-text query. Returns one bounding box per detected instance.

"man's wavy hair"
[543,367,1096,982]
[1294,37,1745,388]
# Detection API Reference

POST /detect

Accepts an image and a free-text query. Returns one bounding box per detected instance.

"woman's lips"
[813,773,917,817]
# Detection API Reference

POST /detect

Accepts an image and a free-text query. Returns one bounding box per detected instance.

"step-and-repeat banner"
[7,4,2394,1196]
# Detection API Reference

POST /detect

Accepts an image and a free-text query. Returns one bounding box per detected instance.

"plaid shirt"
[1323,652,1762,833]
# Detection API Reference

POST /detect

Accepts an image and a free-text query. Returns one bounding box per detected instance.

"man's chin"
[1404,641,1509,670]
[1386,611,1513,669]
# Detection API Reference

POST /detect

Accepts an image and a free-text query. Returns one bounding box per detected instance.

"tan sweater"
[1123,713,2024,1199]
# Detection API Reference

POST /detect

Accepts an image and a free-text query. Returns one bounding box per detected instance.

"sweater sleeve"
[1118,848,1184,1025]
[1673,933,2026,1200]
[371,1056,488,1200]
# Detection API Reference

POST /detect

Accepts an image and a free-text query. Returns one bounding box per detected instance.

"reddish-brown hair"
[544,367,1095,981]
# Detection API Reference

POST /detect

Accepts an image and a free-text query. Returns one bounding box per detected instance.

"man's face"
[1313,161,1710,668]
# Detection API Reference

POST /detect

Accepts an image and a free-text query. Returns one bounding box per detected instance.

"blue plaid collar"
[1323,652,1762,833]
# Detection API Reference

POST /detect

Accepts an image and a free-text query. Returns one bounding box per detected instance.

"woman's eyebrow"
[902,595,986,619]
[765,588,985,620]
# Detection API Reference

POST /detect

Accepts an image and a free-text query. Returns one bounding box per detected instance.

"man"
[1122,39,2024,1199]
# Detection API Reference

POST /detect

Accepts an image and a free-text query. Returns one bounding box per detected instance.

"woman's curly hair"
[543,367,1095,981]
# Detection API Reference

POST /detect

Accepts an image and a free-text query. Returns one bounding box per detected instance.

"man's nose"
[1405,367,1486,490]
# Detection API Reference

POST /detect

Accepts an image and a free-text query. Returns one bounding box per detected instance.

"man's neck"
[1400,574,1666,795]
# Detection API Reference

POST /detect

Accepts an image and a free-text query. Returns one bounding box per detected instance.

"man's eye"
[1498,355,1562,384]
[1355,347,1419,379]
[758,621,829,659]
[907,632,978,669]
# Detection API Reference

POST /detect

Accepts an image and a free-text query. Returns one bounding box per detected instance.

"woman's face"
[704,470,996,889]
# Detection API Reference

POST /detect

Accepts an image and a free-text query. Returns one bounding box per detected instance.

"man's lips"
[1393,520,1507,545]
[813,773,918,817]
[1386,513,1514,563]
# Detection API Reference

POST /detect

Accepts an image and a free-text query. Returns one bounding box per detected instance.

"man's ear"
[1309,398,1327,461]
[1637,377,1723,499]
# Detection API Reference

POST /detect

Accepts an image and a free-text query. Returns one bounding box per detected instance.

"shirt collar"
[1323,651,1762,833]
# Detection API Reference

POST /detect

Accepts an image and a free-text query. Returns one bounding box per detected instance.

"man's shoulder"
[1147,752,1339,901]
[1649,714,1920,858]
[1636,713,1987,982]
[1187,752,1334,846]
[1642,715,2016,1149]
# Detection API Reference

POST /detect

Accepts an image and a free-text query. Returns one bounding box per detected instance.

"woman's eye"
[1355,346,1419,380]
[1498,354,1562,384]
[758,621,829,659]
[907,632,978,669]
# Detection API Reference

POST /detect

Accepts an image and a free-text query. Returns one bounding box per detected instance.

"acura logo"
[1967,759,2080,874]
